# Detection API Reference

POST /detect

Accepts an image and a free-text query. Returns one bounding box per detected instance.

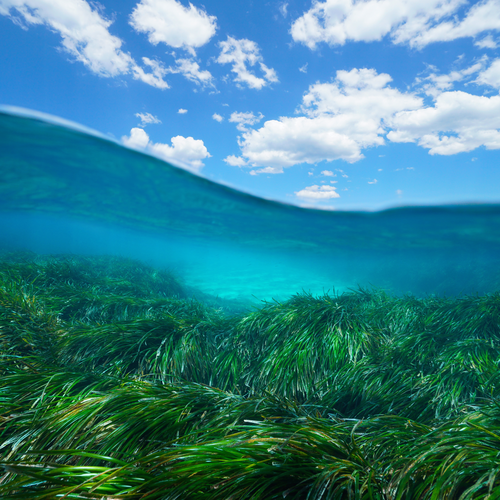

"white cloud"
[167,58,214,86]
[0,0,169,88]
[279,2,288,18]
[387,90,500,154]
[130,0,217,54]
[476,58,500,88]
[229,111,264,131]
[368,178,378,184]
[178,108,188,114]
[405,0,500,48]
[235,68,422,169]
[122,127,150,148]
[295,185,340,199]
[122,127,210,172]
[418,58,487,96]
[290,0,500,49]
[240,118,342,167]
[321,170,335,176]
[151,136,210,171]
[132,57,170,89]
[475,34,498,48]
[217,36,278,89]
[250,166,284,175]
[0,0,129,76]
[300,68,421,119]
[299,63,308,73]
[224,155,247,167]
[230,64,500,167]
[212,113,224,122]
[136,112,161,126]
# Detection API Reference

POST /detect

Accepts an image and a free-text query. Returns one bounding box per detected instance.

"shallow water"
[1,107,500,302]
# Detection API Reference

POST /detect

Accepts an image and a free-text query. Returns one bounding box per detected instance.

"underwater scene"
[2,107,500,498]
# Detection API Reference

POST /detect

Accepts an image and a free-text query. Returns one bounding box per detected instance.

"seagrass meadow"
[2,251,500,499]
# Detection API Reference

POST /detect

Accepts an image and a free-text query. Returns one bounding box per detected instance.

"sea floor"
[1,252,500,498]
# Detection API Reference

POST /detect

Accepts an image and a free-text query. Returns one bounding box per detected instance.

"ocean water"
[1,107,500,303]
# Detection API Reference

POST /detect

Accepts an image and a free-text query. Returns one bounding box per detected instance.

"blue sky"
[1,0,500,210]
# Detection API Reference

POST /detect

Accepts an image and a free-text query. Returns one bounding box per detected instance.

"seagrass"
[1,253,500,498]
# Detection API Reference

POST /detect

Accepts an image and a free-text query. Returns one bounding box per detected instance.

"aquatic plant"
[1,253,500,498]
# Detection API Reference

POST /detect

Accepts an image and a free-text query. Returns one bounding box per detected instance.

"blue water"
[1,107,500,302]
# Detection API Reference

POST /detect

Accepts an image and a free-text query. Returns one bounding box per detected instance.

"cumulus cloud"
[122,127,210,172]
[151,136,210,171]
[122,127,150,149]
[290,0,500,49]
[300,68,422,119]
[231,64,500,167]
[321,170,335,176]
[235,68,422,169]
[217,36,278,89]
[295,185,340,200]
[136,112,161,126]
[167,58,214,86]
[0,0,169,88]
[387,90,500,155]
[224,155,247,166]
[130,0,217,54]
[236,116,365,167]
[212,113,224,122]
[178,108,188,114]
[229,111,264,131]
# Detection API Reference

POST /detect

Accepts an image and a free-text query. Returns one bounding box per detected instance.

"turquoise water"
[1,107,500,302]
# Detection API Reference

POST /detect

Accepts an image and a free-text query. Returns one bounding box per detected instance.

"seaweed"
[1,253,500,498]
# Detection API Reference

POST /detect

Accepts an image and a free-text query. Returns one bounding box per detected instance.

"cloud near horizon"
[295,184,340,200]
[122,127,211,172]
